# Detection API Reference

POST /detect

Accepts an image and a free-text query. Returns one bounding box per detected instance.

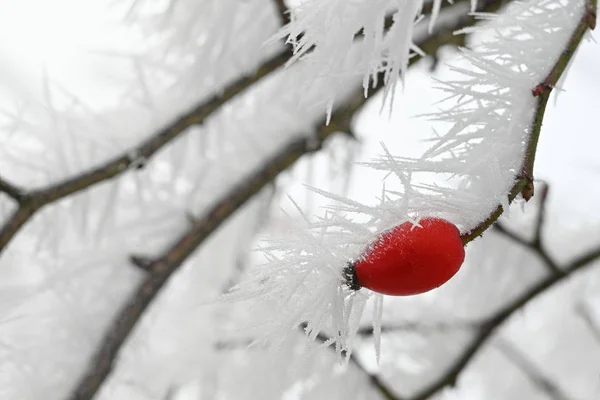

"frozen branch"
[0,50,293,256]
[68,85,381,400]
[460,0,597,245]
[68,7,506,397]
[495,338,574,400]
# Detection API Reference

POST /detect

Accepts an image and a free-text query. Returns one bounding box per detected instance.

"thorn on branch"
[531,82,552,97]
[586,0,597,30]
[519,170,535,202]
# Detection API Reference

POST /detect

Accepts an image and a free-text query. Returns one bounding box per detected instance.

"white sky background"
[0,0,599,399]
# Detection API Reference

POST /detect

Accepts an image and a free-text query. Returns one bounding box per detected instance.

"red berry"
[351,218,465,296]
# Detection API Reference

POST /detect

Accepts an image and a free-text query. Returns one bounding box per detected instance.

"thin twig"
[532,182,549,247]
[460,1,597,245]
[356,320,478,337]
[409,242,600,400]
[0,49,292,256]
[576,302,600,348]
[493,222,562,275]
[311,330,405,400]
[494,338,574,400]
[0,176,26,204]
[273,0,291,26]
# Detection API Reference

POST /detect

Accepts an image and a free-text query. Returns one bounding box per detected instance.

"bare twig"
[409,242,600,400]
[493,222,562,275]
[495,338,574,400]
[0,176,26,204]
[532,182,549,247]
[576,302,600,348]
[460,1,597,245]
[0,0,481,258]
[491,183,557,274]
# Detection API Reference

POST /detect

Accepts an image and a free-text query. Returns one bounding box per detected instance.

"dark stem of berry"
[343,262,361,291]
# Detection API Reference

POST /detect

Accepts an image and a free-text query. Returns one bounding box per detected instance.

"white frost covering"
[277,0,427,105]
[228,0,588,357]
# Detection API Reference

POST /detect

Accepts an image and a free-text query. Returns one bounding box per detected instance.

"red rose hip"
[347,218,465,296]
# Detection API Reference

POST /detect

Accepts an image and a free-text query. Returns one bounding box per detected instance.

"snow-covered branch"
[0,50,292,255]
[68,7,510,397]
[460,0,597,244]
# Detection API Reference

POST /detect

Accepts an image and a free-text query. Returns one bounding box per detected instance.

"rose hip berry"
[345,218,465,296]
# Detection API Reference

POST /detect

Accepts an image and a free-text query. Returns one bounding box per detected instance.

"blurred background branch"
[494,338,574,400]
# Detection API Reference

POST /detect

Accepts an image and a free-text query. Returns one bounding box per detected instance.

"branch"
[68,6,504,397]
[0,49,292,256]
[460,1,597,245]
[532,182,549,247]
[494,338,574,400]
[0,0,488,257]
[493,221,562,275]
[575,302,600,348]
[310,330,404,400]
[68,86,380,400]
[273,0,291,26]
[409,242,600,400]
[0,176,26,203]
[356,320,478,337]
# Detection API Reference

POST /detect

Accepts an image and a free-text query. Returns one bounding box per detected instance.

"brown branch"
[409,242,600,400]
[0,49,292,256]
[532,182,549,247]
[0,176,26,204]
[494,338,574,400]
[273,0,291,26]
[460,1,597,245]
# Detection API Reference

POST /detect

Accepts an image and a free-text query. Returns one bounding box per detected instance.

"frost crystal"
[277,0,429,103]
[228,0,588,357]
